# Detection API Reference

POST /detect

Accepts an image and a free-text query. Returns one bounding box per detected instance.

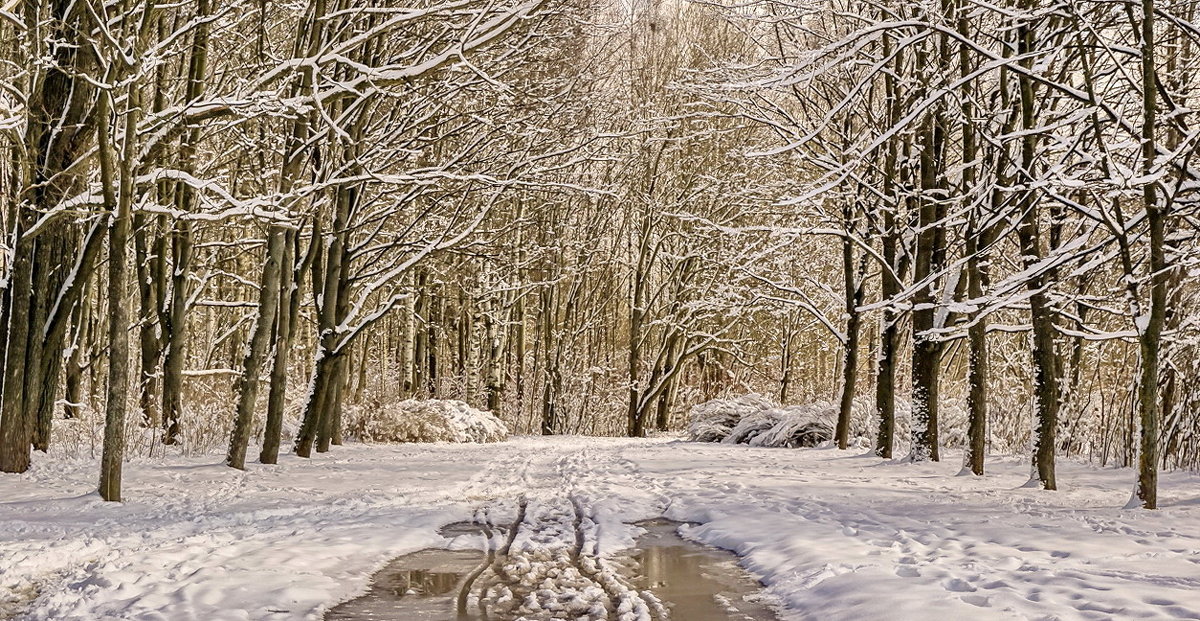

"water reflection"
[324,549,481,620]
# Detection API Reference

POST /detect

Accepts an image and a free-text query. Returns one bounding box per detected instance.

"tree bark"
[160,0,211,446]
[227,226,286,469]
[99,77,140,501]
[1134,0,1163,509]
[261,228,306,465]
[1015,0,1059,489]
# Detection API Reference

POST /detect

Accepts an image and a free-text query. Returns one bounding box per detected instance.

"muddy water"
[324,520,777,621]
[628,520,778,621]
[323,549,484,620]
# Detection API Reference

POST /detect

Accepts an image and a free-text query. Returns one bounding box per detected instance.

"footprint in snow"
[942,578,977,593]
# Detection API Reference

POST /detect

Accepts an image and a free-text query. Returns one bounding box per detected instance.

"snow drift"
[348,399,508,444]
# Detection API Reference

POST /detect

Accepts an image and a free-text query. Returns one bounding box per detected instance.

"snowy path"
[3,436,1200,620]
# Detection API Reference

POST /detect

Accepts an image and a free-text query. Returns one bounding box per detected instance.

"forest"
[0,0,1197,516]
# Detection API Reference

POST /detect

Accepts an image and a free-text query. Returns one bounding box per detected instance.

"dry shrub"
[687,393,776,442]
[348,399,508,444]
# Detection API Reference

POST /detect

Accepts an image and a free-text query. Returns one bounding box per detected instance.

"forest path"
[3,436,1200,620]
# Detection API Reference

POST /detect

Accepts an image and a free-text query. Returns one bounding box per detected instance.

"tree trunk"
[160,0,210,446]
[909,110,946,463]
[99,79,139,501]
[227,225,286,469]
[1134,0,1163,509]
[540,282,558,435]
[400,270,415,396]
[874,25,904,460]
[0,230,36,473]
[1015,0,1059,489]
[261,228,307,464]
[836,215,866,450]
[134,214,163,427]
[413,270,428,394]
[964,234,990,476]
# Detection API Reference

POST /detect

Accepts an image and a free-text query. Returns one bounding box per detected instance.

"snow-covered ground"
[3,436,1200,620]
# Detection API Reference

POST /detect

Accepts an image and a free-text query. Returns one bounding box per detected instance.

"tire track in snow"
[438,440,674,620]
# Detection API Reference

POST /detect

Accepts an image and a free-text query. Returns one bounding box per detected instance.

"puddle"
[437,521,487,538]
[628,520,778,621]
[325,519,777,620]
[323,549,482,620]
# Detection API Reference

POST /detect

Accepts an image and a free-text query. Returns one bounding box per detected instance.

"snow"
[3,437,1200,620]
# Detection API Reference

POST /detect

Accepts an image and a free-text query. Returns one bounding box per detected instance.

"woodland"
[0,0,1196,511]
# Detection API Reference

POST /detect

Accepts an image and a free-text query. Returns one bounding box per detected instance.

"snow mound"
[350,399,508,444]
[686,393,775,442]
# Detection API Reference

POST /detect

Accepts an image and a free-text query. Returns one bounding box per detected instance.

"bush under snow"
[348,399,508,444]
[724,404,837,448]
[690,393,969,451]
[690,395,861,448]
[686,393,776,442]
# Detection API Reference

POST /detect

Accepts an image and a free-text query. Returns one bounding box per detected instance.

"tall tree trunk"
[63,287,91,420]
[99,77,140,501]
[160,0,211,446]
[874,29,903,459]
[261,228,306,464]
[836,209,867,450]
[134,214,163,427]
[413,270,428,394]
[485,291,503,413]
[959,4,988,475]
[297,222,348,455]
[0,0,94,472]
[227,226,286,469]
[780,315,794,404]
[964,229,991,475]
[1134,0,1163,509]
[1015,0,1059,489]
[400,270,415,396]
[540,282,558,435]
[910,112,945,463]
[627,213,651,438]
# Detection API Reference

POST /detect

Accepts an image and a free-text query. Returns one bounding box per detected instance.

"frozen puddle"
[325,519,777,620]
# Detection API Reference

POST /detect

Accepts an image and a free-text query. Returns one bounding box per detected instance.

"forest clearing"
[3,0,1200,617]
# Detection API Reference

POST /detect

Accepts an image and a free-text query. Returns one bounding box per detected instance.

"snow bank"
[347,399,508,444]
